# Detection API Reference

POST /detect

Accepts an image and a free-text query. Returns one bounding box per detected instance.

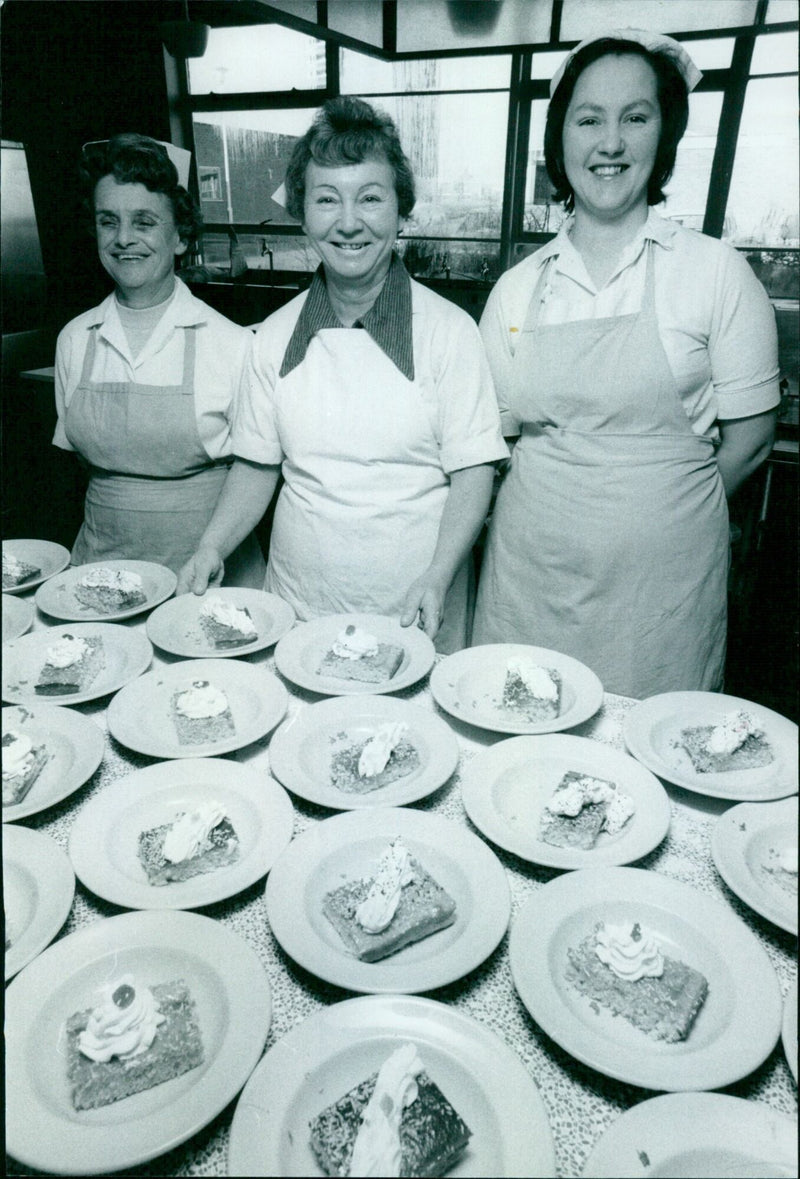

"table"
[4,604,798,1178]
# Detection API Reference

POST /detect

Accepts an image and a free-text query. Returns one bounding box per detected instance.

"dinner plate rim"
[711,797,798,935]
[1,702,106,822]
[623,690,799,801]
[2,539,71,595]
[67,756,295,909]
[268,693,460,809]
[106,657,288,758]
[273,612,435,696]
[5,909,272,1174]
[265,807,511,994]
[2,592,35,643]
[3,824,76,980]
[145,587,296,658]
[2,622,154,707]
[460,733,671,868]
[228,993,556,1178]
[429,643,604,734]
[34,559,177,623]
[508,865,782,1091]
[782,977,797,1085]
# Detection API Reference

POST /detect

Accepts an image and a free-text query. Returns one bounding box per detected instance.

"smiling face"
[93,176,187,307]
[563,53,662,229]
[302,158,402,293]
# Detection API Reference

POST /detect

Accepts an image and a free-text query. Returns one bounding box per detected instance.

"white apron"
[473,244,729,697]
[266,327,472,652]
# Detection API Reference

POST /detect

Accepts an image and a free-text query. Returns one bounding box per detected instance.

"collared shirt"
[280,253,414,380]
[480,209,780,439]
[53,277,252,460]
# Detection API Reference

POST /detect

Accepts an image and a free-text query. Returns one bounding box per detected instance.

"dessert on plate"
[565,920,708,1042]
[330,722,421,793]
[171,680,235,745]
[2,550,41,589]
[502,658,561,721]
[198,596,257,649]
[318,625,404,684]
[138,800,240,885]
[539,771,634,849]
[309,1041,472,1178]
[65,973,204,1110]
[35,633,105,696]
[322,838,456,962]
[2,728,49,805]
[680,710,774,773]
[760,846,798,897]
[74,566,147,613]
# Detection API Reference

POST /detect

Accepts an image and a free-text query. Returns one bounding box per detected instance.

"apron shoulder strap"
[77,324,100,386]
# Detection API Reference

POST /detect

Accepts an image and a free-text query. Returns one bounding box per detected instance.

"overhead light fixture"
[446,0,503,35]
[160,0,209,58]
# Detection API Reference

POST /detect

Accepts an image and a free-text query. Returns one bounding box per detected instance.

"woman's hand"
[400,576,448,639]
[176,546,225,596]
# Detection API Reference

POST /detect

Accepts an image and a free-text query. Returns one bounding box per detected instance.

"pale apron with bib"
[64,325,264,584]
[473,243,728,697]
[267,328,472,653]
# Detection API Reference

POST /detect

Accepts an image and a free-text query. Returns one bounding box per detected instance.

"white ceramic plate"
[274,613,435,696]
[461,734,670,869]
[430,643,603,734]
[582,1092,798,1178]
[265,807,510,993]
[2,592,34,642]
[107,658,288,758]
[268,694,459,809]
[2,622,153,707]
[229,994,555,1178]
[35,560,177,622]
[2,539,70,595]
[509,866,781,1092]
[711,797,798,935]
[782,978,797,1085]
[68,757,294,909]
[146,588,295,658]
[5,909,272,1175]
[2,703,105,822]
[4,825,75,980]
[623,691,799,801]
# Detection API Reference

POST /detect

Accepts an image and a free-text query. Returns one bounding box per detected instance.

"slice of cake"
[66,974,204,1110]
[680,710,774,773]
[330,722,421,794]
[171,680,235,745]
[198,596,258,649]
[138,801,240,885]
[309,1042,472,1178]
[2,550,41,590]
[318,625,404,684]
[322,838,456,963]
[539,771,634,850]
[760,846,798,897]
[2,728,48,806]
[74,567,147,613]
[565,921,708,1042]
[502,658,561,722]
[35,633,105,696]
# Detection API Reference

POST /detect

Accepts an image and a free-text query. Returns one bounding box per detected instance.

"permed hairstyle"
[284,96,416,222]
[544,39,690,212]
[81,133,202,249]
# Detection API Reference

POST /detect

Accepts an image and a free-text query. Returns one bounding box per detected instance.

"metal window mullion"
[500,50,532,272]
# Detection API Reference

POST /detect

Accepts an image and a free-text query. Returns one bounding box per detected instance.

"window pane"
[725,77,799,245]
[662,92,724,230]
[196,231,316,276]
[340,51,510,92]
[751,31,799,74]
[187,26,326,94]
[530,49,569,81]
[685,38,734,70]
[523,99,567,234]
[766,0,799,22]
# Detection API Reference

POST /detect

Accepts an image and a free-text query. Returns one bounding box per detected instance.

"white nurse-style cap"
[549,28,703,97]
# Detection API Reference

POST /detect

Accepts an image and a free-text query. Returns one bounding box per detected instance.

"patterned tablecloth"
[4,609,798,1178]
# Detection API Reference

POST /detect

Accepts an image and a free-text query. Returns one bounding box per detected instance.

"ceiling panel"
[329,1,385,49]
[561,0,760,39]
[395,0,551,53]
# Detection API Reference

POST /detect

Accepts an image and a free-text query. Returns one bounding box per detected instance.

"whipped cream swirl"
[595,922,664,981]
[199,596,256,635]
[174,680,228,719]
[705,710,760,755]
[348,1043,424,1177]
[332,625,378,660]
[546,775,634,834]
[507,658,558,699]
[79,567,143,592]
[2,730,34,779]
[78,974,165,1062]
[162,801,227,863]
[3,552,24,579]
[356,840,415,933]
[358,723,408,778]
[44,634,88,668]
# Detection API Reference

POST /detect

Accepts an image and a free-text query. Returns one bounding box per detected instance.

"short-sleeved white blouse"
[480,210,780,440]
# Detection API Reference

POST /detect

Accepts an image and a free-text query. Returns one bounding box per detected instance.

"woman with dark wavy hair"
[180,98,507,651]
[53,133,264,582]
[473,31,779,696]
